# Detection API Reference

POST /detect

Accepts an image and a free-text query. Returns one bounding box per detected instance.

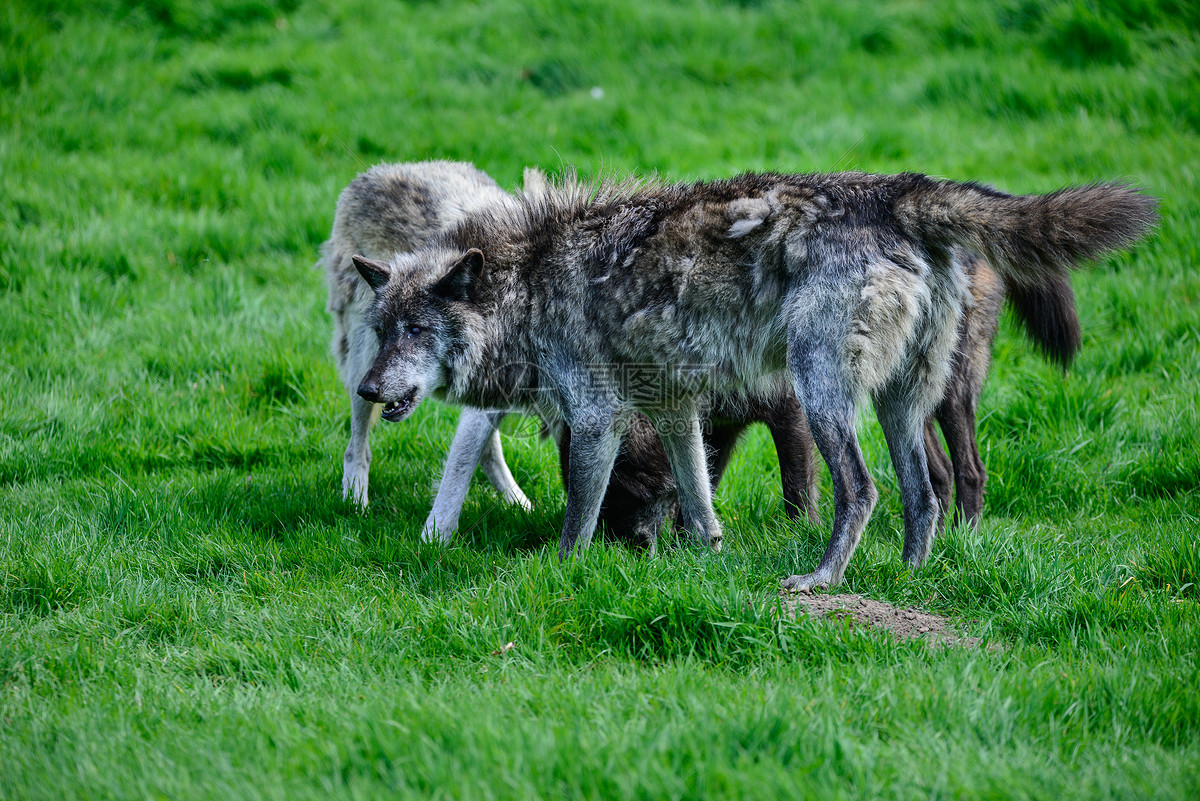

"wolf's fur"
[355,170,1155,589]
[922,253,1081,527]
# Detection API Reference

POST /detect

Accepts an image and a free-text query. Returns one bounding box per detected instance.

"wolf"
[320,160,534,518]
[353,170,1154,589]
[553,381,817,550]
[321,161,818,547]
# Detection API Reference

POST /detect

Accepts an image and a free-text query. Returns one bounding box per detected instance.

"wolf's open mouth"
[381,389,418,422]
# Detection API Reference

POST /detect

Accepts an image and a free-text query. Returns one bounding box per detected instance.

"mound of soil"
[783,591,990,649]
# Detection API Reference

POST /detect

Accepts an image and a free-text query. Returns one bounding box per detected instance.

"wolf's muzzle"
[379,388,418,421]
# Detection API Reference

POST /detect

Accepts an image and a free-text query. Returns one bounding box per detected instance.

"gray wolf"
[321,161,817,548]
[925,252,1080,528]
[320,160,533,519]
[555,382,817,549]
[352,170,1155,589]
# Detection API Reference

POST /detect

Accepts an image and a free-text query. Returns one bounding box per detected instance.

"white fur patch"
[728,218,765,238]
[842,255,931,393]
[725,197,772,238]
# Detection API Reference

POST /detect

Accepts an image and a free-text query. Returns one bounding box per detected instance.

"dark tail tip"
[1006,275,1082,370]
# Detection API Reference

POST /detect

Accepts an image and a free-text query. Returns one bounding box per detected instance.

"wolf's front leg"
[655,412,723,552]
[479,422,532,511]
[422,408,505,544]
[557,406,623,561]
[341,313,382,507]
[343,393,381,507]
[764,392,820,523]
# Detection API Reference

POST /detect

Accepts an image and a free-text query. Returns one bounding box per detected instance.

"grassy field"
[2,0,1199,797]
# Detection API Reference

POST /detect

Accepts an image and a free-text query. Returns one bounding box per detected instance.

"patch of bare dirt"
[783,591,994,649]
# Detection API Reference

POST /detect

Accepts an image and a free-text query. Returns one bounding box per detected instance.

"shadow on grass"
[166,467,576,594]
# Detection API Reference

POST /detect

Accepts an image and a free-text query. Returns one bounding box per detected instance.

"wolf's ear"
[352,255,391,293]
[431,249,484,302]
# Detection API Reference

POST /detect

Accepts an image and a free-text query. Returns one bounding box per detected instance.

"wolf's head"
[352,248,485,422]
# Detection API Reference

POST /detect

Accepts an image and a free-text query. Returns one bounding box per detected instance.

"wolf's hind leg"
[423,408,502,544]
[781,346,877,592]
[935,400,986,530]
[875,390,940,567]
[657,413,723,552]
[923,419,953,531]
[343,394,381,507]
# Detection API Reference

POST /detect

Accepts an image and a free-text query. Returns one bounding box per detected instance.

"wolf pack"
[319,159,1156,591]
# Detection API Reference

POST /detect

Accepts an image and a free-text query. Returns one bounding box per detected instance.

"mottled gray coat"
[355,170,1156,589]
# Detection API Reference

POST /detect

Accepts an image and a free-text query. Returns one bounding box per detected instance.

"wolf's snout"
[357,380,382,402]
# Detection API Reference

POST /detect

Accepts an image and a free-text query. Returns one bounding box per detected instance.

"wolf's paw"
[420,517,454,546]
[342,472,370,509]
[504,488,533,511]
[780,572,832,594]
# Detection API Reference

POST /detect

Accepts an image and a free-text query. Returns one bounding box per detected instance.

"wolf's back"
[895,177,1157,288]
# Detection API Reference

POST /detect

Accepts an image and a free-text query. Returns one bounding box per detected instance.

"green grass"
[2,0,1199,798]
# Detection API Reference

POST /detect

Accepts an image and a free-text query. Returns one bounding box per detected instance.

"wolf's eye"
[407,325,422,337]
[373,326,384,339]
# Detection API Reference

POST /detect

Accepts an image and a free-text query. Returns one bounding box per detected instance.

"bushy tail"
[896,177,1158,289]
